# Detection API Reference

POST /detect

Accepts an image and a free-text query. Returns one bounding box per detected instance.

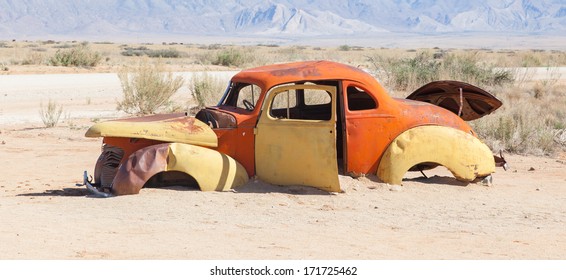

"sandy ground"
[0,71,565,260]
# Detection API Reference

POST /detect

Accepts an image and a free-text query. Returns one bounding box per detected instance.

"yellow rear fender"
[112,143,248,195]
[377,126,495,185]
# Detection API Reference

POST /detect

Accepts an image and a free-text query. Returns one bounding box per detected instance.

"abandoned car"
[82,60,504,196]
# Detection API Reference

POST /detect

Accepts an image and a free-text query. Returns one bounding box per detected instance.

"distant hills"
[0,0,564,44]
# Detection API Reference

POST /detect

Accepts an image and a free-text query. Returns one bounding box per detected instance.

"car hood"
[85,113,218,148]
[406,80,502,121]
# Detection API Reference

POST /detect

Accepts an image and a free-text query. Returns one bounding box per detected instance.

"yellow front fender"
[166,143,249,191]
[112,143,248,195]
[377,126,495,185]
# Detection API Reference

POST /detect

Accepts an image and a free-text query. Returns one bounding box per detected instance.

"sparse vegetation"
[471,81,566,155]
[213,48,246,67]
[20,52,45,65]
[121,47,184,58]
[146,48,184,58]
[117,60,184,115]
[50,44,101,67]
[53,43,75,49]
[368,51,514,91]
[190,73,226,109]
[120,46,150,56]
[39,99,63,128]
[338,45,351,51]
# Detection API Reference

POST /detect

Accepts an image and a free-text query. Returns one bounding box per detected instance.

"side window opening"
[269,87,332,121]
[270,89,298,119]
[221,82,261,111]
[236,84,261,110]
[347,86,377,111]
[304,88,331,106]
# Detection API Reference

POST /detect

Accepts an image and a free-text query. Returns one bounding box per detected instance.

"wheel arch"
[111,143,249,195]
[376,125,495,185]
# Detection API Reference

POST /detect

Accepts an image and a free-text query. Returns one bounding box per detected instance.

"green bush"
[121,46,149,57]
[147,48,184,58]
[213,48,245,67]
[50,45,101,67]
[121,47,184,58]
[117,61,184,115]
[338,45,351,51]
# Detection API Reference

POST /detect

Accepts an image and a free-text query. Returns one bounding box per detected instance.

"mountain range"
[0,0,564,41]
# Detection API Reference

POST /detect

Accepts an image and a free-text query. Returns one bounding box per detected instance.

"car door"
[255,84,340,192]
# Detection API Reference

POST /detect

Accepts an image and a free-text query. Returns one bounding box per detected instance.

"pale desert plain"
[0,63,565,260]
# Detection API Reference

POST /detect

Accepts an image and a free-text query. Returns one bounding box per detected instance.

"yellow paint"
[166,143,248,191]
[85,118,218,148]
[255,85,340,192]
[377,126,495,185]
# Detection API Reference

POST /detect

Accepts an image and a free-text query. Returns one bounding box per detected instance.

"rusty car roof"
[231,60,384,91]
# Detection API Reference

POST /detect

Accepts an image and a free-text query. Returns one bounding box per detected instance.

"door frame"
[254,84,340,192]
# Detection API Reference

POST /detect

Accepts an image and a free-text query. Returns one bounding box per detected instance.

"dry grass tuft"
[39,99,63,128]
[471,81,566,156]
[189,72,226,110]
[117,60,184,115]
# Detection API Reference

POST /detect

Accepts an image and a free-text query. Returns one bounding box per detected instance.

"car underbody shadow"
[141,185,200,193]
[404,175,470,187]
[234,180,333,195]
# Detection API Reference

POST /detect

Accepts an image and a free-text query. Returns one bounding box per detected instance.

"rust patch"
[406,80,502,121]
[112,144,170,195]
[166,117,205,134]
[271,64,321,78]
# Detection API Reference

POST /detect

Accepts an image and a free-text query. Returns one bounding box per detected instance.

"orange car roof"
[231,60,382,91]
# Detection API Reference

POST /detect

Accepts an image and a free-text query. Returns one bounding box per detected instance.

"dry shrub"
[39,99,63,128]
[15,52,45,65]
[472,80,566,156]
[190,73,226,109]
[213,48,247,67]
[121,47,185,58]
[50,44,101,67]
[368,51,513,91]
[117,60,184,115]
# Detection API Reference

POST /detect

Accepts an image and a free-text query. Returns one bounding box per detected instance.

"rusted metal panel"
[406,80,502,121]
[112,143,169,195]
[86,113,218,148]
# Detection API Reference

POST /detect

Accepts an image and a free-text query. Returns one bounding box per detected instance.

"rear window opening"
[347,86,377,111]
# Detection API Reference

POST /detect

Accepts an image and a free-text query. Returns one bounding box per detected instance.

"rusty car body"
[83,60,503,196]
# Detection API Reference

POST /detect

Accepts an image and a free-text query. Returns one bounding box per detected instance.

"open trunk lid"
[85,113,218,148]
[406,80,502,121]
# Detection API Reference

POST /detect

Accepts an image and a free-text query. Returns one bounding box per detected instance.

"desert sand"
[0,71,565,260]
